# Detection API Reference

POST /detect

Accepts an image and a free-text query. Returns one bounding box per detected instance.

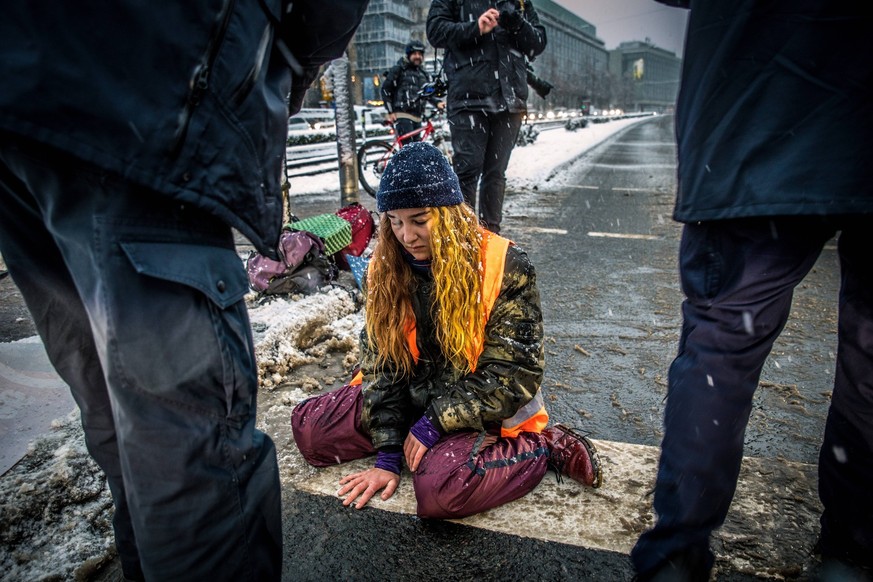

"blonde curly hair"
[365,204,484,378]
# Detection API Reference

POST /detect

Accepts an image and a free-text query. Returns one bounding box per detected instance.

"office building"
[609,40,681,112]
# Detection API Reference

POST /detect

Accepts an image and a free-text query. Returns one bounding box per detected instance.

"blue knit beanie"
[376,142,463,212]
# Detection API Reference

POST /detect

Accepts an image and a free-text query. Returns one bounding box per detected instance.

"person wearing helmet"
[381,40,443,145]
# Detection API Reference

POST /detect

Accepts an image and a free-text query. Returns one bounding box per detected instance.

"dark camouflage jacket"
[360,244,544,451]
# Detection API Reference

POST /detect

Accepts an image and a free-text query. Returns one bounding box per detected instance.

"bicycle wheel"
[357,140,395,197]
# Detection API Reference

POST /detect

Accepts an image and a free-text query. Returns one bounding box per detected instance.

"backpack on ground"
[246,230,338,295]
[334,203,375,270]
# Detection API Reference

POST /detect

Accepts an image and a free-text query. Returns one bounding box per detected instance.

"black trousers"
[632,216,873,575]
[448,109,523,233]
[393,117,422,145]
[0,138,282,581]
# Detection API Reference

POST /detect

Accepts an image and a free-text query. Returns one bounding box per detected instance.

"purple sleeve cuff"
[410,415,441,449]
[374,450,403,475]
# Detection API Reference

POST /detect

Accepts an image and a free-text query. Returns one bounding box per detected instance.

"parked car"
[294,108,335,131]
[288,117,313,132]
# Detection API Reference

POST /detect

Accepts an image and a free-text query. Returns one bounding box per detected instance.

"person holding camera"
[426,0,546,234]
[382,40,444,146]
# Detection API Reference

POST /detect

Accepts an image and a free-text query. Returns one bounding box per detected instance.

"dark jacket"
[426,0,546,115]
[382,58,433,118]
[360,244,544,451]
[0,1,368,257]
[668,1,873,222]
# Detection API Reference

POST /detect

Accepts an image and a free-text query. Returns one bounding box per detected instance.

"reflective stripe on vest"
[500,388,548,438]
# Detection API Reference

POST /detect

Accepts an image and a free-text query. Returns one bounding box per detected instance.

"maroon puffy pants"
[291,383,550,519]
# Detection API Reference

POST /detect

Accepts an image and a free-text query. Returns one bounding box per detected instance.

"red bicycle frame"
[390,115,436,148]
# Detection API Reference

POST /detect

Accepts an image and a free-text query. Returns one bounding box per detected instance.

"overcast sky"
[555,0,689,57]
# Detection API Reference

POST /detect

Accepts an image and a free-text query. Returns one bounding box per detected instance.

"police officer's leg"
[88,193,281,581]
[478,111,523,233]
[448,110,489,216]
[818,218,873,568]
[0,140,145,581]
[0,140,282,580]
[632,217,835,577]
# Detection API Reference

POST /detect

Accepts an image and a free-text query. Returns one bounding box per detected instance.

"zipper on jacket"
[170,0,237,156]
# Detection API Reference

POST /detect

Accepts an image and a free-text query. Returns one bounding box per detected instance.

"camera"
[526,62,553,99]
[495,0,524,32]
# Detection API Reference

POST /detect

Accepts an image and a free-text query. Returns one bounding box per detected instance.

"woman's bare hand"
[403,433,430,472]
[337,468,400,509]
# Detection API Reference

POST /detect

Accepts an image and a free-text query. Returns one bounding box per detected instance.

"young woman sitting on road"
[292,142,601,519]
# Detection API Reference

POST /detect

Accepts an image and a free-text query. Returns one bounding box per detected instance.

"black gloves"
[497,1,524,32]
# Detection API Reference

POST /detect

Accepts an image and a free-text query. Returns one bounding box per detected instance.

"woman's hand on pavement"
[337,468,399,510]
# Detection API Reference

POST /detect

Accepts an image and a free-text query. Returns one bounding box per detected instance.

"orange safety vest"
[353,229,548,438]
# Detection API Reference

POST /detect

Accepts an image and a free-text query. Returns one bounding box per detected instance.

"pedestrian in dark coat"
[0,2,368,580]
[292,143,602,519]
[426,0,546,233]
[631,1,873,579]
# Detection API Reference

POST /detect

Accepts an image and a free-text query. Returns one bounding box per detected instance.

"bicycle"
[357,106,453,197]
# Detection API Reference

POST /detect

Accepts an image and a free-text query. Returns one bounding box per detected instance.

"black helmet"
[405,40,426,57]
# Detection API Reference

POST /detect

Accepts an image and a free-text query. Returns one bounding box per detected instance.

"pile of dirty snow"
[250,286,363,389]
[0,411,116,581]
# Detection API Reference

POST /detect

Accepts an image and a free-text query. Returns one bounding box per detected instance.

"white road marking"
[524,227,568,235]
[294,438,819,574]
[588,232,660,240]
